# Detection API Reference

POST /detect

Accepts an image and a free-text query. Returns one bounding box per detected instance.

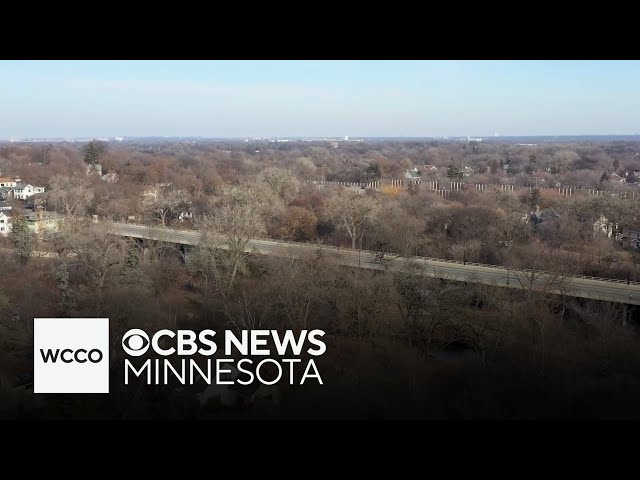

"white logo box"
[34,318,109,394]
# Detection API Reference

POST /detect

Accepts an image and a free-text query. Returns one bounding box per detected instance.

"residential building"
[87,163,103,176]
[611,173,626,183]
[529,207,560,226]
[0,177,17,188]
[101,172,118,183]
[23,209,63,237]
[619,225,640,249]
[0,187,13,199]
[0,201,12,211]
[0,211,11,236]
[404,168,421,182]
[13,184,46,200]
[593,215,614,238]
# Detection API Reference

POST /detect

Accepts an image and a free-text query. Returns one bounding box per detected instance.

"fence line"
[306,179,638,199]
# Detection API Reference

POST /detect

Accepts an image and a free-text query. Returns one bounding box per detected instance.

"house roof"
[23,211,63,222]
[13,183,33,190]
[406,170,421,178]
[0,186,13,193]
[530,208,560,224]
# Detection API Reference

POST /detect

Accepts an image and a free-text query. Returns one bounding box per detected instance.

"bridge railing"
[114,223,640,286]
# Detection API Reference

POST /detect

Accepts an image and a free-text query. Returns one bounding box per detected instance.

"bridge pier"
[623,304,637,327]
[178,244,192,263]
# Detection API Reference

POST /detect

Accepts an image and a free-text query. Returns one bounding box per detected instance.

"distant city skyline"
[0,60,639,138]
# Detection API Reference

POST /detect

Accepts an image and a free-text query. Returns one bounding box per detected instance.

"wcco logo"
[34,318,109,394]
[40,348,104,364]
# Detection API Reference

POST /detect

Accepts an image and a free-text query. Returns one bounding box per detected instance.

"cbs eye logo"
[122,329,150,356]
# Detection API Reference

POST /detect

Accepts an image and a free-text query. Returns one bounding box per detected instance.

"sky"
[0,60,639,138]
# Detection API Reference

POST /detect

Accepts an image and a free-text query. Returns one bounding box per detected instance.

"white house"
[593,215,614,238]
[0,211,11,236]
[13,184,46,200]
[0,177,17,188]
[404,168,421,182]
[462,166,474,177]
[100,172,118,183]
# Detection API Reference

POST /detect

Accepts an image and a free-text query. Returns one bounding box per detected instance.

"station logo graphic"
[34,318,109,393]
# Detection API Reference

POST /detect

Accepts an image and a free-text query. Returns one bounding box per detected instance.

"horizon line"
[3,134,640,141]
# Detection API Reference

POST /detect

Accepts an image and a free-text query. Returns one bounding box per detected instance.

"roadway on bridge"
[111,223,640,305]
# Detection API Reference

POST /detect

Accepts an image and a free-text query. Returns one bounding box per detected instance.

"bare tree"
[331,268,394,339]
[48,174,94,217]
[224,290,270,331]
[142,186,191,227]
[368,201,423,258]
[514,257,572,373]
[326,191,378,250]
[262,254,334,331]
[193,202,266,295]
[258,167,300,204]
[53,220,127,292]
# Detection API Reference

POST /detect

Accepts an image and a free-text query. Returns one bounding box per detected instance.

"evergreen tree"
[366,162,381,179]
[528,187,541,210]
[83,139,107,167]
[600,171,610,185]
[117,246,153,293]
[84,141,99,166]
[55,263,76,315]
[9,216,34,262]
[447,165,463,180]
[613,158,620,172]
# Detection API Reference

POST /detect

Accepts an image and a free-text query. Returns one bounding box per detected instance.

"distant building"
[619,225,640,249]
[462,166,474,177]
[178,211,193,222]
[23,209,63,237]
[404,168,421,182]
[0,177,17,188]
[593,215,613,238]
[87,163,103,176]
[529,207,560,226]
[611,173,626,183]
[0,186,13,199]
[13,184,45,200]
[0,201,12,212]
[0,211,11,236]
[100,172,118,183]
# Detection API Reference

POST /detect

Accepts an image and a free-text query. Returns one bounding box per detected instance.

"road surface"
[111,223,640,305]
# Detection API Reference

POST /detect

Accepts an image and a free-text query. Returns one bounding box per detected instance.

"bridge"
[111,223,640,306]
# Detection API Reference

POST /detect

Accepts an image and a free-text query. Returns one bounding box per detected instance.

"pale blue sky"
[1,60,638,138]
